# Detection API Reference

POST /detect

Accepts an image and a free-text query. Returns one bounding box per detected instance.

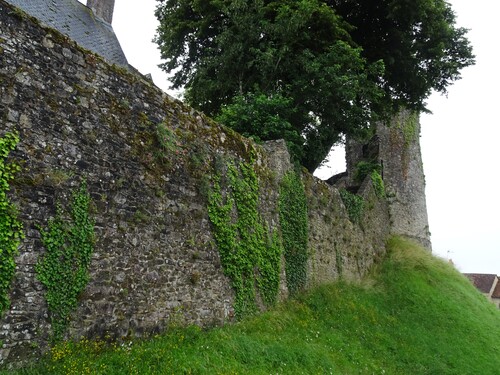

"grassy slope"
[11,237,500,374]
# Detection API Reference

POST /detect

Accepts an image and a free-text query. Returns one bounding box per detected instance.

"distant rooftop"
[464,273,498,294]
[491,279,500,299]
[5,0,128,67]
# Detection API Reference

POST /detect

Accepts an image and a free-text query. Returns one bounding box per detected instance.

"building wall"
[0,1,391,365]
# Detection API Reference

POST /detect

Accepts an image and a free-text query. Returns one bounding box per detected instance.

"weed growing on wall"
[279,171,308,296]
[340,189,364,224]
[395,110,419,179]
[208,159,282,317]
[399,111,419,148]
[0,131,23,316]
[354,161,381,184]
[370,170,385,198]
[151,121,189,169]
[36,180,95,340]
[156,122,180,154]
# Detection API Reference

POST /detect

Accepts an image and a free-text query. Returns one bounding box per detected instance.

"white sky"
[85,0,498,274]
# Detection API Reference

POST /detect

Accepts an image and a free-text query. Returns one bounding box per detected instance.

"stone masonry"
[344,111,432,249]
[0,0,392,366]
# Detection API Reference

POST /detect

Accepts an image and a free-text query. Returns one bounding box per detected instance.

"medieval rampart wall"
[0,1,389,365]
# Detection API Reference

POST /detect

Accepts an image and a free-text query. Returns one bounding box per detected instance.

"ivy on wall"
[371,170,386,199]
[354,161,382,184]
[0,131,23,316]
[399,111,419,148]
[340,189,365,224]
[394,110,419,179]
[36,180,95,340]
[353,161,385,198]
[279,171,308,296]
[208,159,282,318]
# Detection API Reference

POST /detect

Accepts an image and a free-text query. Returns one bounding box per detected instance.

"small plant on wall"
[353,161,385,198]
[370,170,385,198]
[354,161,381,183]
[0,131,23,316]
[340,189,365,224]
[36,179,95,340]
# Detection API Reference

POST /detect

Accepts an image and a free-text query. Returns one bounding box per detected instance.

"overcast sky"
[95,0,498,274]
[420,0,500,275]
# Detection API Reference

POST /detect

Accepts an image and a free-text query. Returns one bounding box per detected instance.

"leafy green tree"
[155,0,473,170]
[327,0,475,110]
[156,0,383,171]
[215,92,304,160]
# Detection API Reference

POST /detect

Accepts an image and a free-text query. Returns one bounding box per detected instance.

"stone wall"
[0,0,390,366]
[378,112,431,249]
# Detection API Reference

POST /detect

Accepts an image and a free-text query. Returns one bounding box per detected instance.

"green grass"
[8,237,500,374]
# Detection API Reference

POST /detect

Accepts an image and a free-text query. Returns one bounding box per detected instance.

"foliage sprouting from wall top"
[354,161,382,184]
[155,0,474,171]
[155,0,383,172]
[371,170,385,199]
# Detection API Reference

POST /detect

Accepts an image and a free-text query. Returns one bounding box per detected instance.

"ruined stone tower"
[343,110,432,250]
[87,0,115,24]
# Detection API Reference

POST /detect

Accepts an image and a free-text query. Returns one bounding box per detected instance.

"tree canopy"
[327,0,474,110]
[155,0,474,171]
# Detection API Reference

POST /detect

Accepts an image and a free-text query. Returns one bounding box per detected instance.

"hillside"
[8,237,500,374]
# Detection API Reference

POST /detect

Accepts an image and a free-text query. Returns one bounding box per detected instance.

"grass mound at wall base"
[8,237,500,374]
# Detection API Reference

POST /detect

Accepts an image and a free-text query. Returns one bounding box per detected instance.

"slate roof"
[491,279,500,299]
[464,273,498,294]
[5,0,128,67]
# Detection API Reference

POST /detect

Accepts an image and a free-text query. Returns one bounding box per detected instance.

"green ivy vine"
[36,180,95,340]
[370,170,386,199]
[353,160,385,199]
[0,131,23,316]
[354,161,381,183]
[340,189,365,224]
[399,111,419,148]
[278,170,308,296]
[208,159,282,318]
